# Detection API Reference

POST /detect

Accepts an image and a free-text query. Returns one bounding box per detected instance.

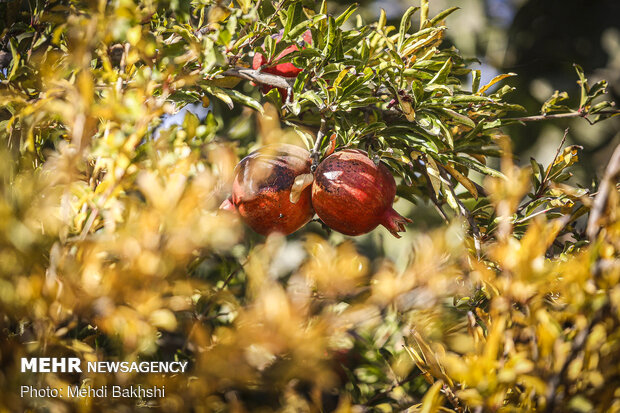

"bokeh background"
[353,0,620,173]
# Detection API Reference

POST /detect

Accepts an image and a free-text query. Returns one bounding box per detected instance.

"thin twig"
[78,207,99,241]
[543,128,569,184]
[311,117,327,172]
[506,109,620,123]
[517,128,569,214]
[218,260,247,292]
[514,207,556,224]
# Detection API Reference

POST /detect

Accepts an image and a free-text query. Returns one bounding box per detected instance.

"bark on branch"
[220,67,294,90]
[507,109,620,124]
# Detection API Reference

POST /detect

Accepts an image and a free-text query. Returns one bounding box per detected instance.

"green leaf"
[541,90,570,114]
[287,15,327,40]
[420,0,429,29]
[423,84,453,97]
[230,32,254,52]
[8,38,21,81]
[401,27,446,57]
[589,100,614,114]
[440,108,475,128]
[585,80,608,107]
[530,158,542,186]
[444,184,460,211]
[398,6,420,50]
[360,38,369,62]
[437,118,454,149]
[377,8,387,32]
[428,58,452,85]
[263,34,276,60]
[471,70,481,93]
[300,90,325,107]
[293,70,310,96]
[283,2,303,38]
[323,16,337,58]
[182,111,200,138]
[428,7,460,26]
[574,63,588,108]
[200,85,234,109]
[461,121,484,142]
[335,3,358,26]
[221,89,264,114]
[455,156,505,178]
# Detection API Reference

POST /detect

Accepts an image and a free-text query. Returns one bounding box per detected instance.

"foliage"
[1,0,619,412]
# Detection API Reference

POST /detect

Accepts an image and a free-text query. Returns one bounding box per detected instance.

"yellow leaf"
[443,162,478,199]
[425,157,442,197]
[290,173,313,204]
[476,73,516,95]
[332,68,351,89]
[420,381,444,413]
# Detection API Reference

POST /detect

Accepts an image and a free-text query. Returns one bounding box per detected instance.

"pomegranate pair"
[221,144,411,238]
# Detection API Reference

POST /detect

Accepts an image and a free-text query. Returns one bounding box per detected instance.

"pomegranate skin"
[312,149,411,238]
[230,144,314,235]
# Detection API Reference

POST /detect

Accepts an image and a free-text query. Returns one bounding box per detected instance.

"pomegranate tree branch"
[311,117,327,172]
[506,109,620,123]
[220,67,294,90]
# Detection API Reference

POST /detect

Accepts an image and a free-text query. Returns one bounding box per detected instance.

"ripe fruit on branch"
[312,149,411,238]
[252,30,312,99]
[223,144,314,235]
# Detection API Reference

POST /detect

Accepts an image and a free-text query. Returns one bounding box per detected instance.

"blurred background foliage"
[1,0,619,412]
[368,0,620,186]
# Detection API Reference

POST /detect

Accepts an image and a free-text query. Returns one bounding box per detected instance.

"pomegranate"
[224,144,314,235]
[312,149,411,238]
[252,30,312,99]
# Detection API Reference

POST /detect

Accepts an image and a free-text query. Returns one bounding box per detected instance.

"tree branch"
[311,117,327,172]
[506,109,620,123]
[221,66,294,90]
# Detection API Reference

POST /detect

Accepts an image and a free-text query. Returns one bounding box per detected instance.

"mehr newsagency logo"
[20,357,188,399]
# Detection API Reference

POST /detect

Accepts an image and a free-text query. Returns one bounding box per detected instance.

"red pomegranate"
[223,144,314,235]
[312,149,411,238]
[252,30,312,99]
